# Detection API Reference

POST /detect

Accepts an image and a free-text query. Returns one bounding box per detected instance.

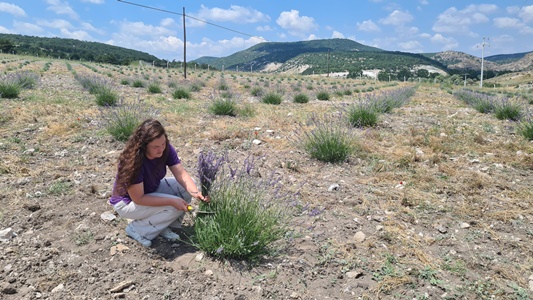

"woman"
[109,119,207,247]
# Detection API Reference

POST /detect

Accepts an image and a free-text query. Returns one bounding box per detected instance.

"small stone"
[353,231,366,243]
[252,139,262,145]
[0,227,16,241]
[110,280,134,293]
[195,252,204,261]
[460,222,470,229]
[101,211,117,221]
[328,184,340,191]
[205,270,213,276]
[435,224,447,234]
[290,291,299,299]
[346,270,363,279]
[52,283,64,293]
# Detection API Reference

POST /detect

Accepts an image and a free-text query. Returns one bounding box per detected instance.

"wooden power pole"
[183,7,187,79]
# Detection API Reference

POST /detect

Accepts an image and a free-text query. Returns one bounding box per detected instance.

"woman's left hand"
[192,191,209,203]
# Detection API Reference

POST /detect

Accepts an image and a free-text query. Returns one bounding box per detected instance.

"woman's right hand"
[174,198,189,211]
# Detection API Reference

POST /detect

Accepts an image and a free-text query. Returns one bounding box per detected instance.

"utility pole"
[183,7,187,79]
[463,73,469,87]
[479,37,489,88]
[327,49,330,77]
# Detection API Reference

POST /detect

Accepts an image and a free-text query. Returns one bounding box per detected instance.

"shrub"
[347,104,379,127]
[316,91,330,101]
[132,79,145,88]
[100,100,159,141]
[250,86,263,97]
[262,92,282,105]
[120,79,130,85]
[517,116,533,141]
[237,103,256,118]
[293,93,309,103]
[298,114,355,163]
[95,87,118,106]
[172,87,191,99]
[494,100,522,121]
[75,74,108,94]
[209,98,237,117]
[148,83,162,94]
[193,157,293,261]
[0,80,21,99]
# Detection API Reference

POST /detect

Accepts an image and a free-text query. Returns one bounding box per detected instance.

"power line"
[116,0,265,40]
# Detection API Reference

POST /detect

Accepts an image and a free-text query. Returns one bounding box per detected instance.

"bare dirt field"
[1,56,532,299]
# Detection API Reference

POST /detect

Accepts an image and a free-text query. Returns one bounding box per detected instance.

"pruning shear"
[187,205,215,215]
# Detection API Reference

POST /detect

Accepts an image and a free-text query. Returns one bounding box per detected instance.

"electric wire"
[116,0,266,41]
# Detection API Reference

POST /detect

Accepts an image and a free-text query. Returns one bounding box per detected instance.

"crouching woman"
[109,119,206,247]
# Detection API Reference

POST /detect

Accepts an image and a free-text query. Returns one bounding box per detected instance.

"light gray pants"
[113,177,192,240]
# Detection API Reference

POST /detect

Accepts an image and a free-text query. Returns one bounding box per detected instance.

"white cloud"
[195,5,270,24]
[506,6,520,14]
[59,28,92,41]
[419,0,429,5]
[519,5,533,23]
[432,5,496,34]
[256,25,272,32]
[357,20,380,32]
[276,10,318,37]
[307,34,317,40]
[13,21,44,35]
[160,18,177,28]
[0,25,10,33]
[81,0,104,3]
[80,22,104,35]
[399,40,422,51]
[494,17,522,29]
[108,31,265,61]
[379,10,413,26]
[36,19,73,30]
[332,31,345,39]
[0,2,26,17]
[114,20,176,37]
[430,33,459,50]
[46,0,79,20]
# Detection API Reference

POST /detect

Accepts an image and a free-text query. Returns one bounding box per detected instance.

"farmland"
[1,55,532,299]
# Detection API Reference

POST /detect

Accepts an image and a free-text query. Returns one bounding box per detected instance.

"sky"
[0,0,532,61]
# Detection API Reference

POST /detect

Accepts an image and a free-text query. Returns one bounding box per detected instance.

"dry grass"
[1,56,532,299]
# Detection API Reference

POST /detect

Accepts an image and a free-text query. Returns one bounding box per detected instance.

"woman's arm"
[169,163,208,202]
[127,182,188,211]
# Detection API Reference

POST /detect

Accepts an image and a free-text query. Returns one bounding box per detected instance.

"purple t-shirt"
[109,143,181,205]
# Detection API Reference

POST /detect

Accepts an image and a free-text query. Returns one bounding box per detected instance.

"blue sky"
[1,0,532,61]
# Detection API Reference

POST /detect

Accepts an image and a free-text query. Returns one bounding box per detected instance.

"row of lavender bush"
[454,89,533,140]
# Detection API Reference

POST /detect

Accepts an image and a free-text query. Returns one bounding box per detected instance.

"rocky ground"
[0,57,532,299]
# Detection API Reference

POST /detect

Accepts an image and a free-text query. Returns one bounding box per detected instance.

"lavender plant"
[193,157,296,261]
[517,112,533,140]
[297,113,356,163]
[197,150,226,196]
[494,99,522,121]
[209,98,237,116]
[99,98,159,141]
[454,89,496,113]
[0,71,39,99]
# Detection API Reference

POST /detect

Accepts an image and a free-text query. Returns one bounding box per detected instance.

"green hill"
[192,38,448,74]
[0,33,161,66]
[485,51,533,64]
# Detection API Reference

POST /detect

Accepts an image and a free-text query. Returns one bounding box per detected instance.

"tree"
[397,68,412,81]
[0,38,14,53]
[417,69,429,78]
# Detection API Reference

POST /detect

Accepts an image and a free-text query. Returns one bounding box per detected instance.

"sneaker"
[125,224,152,247]
[159,227,180,241]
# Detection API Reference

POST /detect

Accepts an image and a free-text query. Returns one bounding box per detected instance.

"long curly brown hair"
[113,119,169,196]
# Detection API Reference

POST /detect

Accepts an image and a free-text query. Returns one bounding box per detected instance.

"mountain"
[192,38,451,75]
[0,33,161,66]
[429,50,533,72]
